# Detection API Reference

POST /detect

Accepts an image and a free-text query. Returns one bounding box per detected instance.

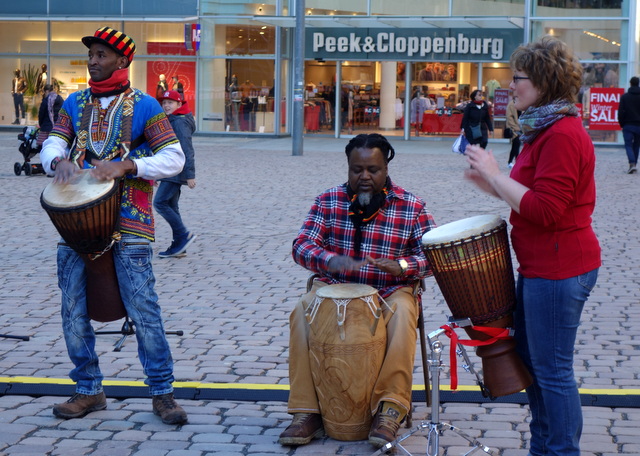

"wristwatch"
[397,259,409,276]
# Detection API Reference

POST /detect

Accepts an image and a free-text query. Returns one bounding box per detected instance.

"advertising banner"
[589,88,624,131]
[493,89,510,117]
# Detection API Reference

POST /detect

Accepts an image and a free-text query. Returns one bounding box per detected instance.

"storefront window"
[125,23,194,56]
[305,2,367,15]
[0,22,47,54]
[2,57,49,126]
[530,20,624,63]
[452,0,525,17]
[201,1,279,16]
[226,24,276,55]
[51,22,120,55]
[372,0,448,15]
[534,0,624,17]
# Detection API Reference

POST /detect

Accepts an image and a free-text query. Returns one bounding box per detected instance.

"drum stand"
[371,318,493,456]
[95,316,184,352]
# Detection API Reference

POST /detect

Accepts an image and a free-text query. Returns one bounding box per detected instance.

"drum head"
[316,283,378,299]
[422,214,503,246]
[41,169,116,209]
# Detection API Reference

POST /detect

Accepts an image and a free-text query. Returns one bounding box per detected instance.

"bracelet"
[128,159,138,175]
[50,156,62,171]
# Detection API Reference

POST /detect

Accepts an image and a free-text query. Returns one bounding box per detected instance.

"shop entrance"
[302,60,509,139]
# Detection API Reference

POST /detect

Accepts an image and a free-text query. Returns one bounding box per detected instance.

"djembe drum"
[306,283,387,441]
[421,214,532,398]
[41,169,126,323]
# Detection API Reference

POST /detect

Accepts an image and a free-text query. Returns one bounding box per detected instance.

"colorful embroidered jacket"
[292,180,436,298]
[49,88,180,241]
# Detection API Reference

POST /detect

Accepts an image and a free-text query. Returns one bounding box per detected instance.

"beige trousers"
[287,280,419,417]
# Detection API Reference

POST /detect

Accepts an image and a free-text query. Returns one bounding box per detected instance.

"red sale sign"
[589,88,624,130]
[493,89,510,117]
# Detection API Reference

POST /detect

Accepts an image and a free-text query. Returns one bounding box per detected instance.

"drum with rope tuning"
[307,283,387,440]
[41,169,126,322]
[421,214,532,398]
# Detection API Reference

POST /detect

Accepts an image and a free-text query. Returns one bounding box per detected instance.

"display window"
[2,57,50,126]
[533,0,623,16]
[0,22,47,54]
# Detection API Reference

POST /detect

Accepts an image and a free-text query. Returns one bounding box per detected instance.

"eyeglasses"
[512,75,530,83]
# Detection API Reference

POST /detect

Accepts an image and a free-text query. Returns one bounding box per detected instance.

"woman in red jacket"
[464,36,601,456]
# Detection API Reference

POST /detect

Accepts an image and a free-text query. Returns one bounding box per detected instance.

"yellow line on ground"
[1,377,639,396]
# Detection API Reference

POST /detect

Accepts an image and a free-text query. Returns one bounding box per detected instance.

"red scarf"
[172,102,191,116]
[473,100,484,105]
[89,68,131,97]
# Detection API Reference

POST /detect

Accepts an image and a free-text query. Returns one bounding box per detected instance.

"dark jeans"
[508,135,521,164]
[154,181,187,241]
[622,124,640,165]
[13,93,25,119]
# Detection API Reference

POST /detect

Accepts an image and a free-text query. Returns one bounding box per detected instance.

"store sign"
[307,28,522,61]
[589,88,624,130]
[185,23,201,51]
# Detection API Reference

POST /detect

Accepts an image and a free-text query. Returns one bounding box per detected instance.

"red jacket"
[509,116,601,279]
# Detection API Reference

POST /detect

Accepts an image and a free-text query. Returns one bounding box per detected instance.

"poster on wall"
[589,87,624,131]
[146,43,196,113]
[415,62,457,82]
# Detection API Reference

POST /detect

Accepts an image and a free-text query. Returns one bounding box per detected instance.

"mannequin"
[36,63,48,95]
[156,74,168,100]
[171,75,184,97]
[11,68,27,124]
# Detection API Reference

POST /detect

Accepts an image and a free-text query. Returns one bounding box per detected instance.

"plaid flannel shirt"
[292,180,436,298]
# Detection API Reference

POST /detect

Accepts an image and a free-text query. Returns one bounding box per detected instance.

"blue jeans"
[515,269,598,456]
[57,234,175,396]
[622,125,640,164]
[154,181,187,241]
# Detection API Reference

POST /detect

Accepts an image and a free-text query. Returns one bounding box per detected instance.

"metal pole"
[292,0,305,156]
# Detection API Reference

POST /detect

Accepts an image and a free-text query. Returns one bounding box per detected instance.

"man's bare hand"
[90,159,135,181]
[327,256,367,273]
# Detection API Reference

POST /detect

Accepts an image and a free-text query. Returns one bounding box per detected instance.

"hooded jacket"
[162,102,196,184]
[618,86,640,128]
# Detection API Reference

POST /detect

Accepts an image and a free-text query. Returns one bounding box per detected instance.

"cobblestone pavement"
[0,130,638,455]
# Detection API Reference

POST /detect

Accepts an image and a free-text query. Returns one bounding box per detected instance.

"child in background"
[154,90,197,258]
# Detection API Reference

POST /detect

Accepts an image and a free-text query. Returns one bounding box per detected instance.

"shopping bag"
[452,134,468,154]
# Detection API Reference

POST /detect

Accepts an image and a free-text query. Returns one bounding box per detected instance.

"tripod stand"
[95,316,183,352]
[371,321,493,456]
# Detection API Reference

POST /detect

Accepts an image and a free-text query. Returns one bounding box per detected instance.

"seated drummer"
[279,133,436,449]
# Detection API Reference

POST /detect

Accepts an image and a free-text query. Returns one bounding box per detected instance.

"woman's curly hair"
[510,36,583,107]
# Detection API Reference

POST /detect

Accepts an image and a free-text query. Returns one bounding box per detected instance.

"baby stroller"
[15,126,45,176]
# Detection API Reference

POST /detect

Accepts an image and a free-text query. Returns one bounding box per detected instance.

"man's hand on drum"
[52,159,79,184]
[366,256,404,277]
[327,256,367,273]
[90,159,136,181]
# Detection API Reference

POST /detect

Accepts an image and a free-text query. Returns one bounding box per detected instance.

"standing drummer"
[40,27,188,425]
[279,133,436,449]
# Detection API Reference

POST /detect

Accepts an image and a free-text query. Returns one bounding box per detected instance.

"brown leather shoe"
[152,393,188,425]
[368,402,405,448]
[53,392,107,419]
[278,413,324,446]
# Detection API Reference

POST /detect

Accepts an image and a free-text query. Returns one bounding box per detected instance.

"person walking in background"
[154,90,197,258]
[617,76,640,174]
[464,36,601,455]
[460,89,493,149]
[37,84,64,147]
[40,26,188,426]
[506,97,522,168]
